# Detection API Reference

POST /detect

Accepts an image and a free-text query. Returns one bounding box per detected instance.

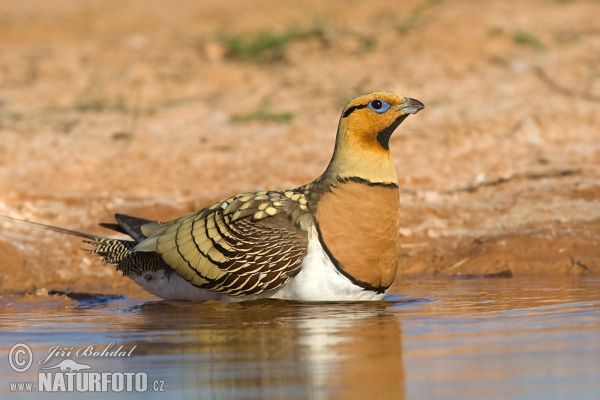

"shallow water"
[1,277,599,399]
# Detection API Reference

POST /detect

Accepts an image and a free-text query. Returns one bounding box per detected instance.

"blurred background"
[0,0,598,294]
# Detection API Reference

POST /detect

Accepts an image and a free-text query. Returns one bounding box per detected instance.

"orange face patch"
[341,92,410,151]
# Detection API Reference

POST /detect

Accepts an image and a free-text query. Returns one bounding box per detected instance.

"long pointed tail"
[0,214,170,277]
[0,214,103,241]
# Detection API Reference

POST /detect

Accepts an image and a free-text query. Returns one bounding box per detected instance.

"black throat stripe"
[315,221,390,294]
[377,114,408,150]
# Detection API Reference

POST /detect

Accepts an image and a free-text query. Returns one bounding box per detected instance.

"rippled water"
[1,277,599,399]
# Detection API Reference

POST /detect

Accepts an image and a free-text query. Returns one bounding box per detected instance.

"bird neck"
[321,119,399,186]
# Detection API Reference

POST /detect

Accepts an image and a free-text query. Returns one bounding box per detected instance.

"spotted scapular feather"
[131,189,315,296]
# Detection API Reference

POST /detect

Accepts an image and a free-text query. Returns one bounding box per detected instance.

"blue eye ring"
[368,99,391,113]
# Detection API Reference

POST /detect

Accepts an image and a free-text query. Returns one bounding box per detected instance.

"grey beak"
[399,98,425,114]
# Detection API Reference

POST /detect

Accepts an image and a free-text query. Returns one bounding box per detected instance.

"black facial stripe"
[342,103,368,118]
[376,114,409,150]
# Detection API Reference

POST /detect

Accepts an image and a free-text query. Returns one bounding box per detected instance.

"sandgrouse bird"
[3,92,423,301]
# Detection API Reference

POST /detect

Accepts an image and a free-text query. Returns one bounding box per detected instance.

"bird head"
[325,91,424,185]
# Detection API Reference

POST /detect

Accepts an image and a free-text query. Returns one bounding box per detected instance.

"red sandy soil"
[0,0,599,297]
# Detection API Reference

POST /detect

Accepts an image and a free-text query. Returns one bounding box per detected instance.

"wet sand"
[0,0,599,295]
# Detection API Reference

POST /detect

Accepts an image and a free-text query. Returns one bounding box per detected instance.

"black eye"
[367,99,391,113]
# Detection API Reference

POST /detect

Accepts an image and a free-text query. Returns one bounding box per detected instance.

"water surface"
[1,277,599,399]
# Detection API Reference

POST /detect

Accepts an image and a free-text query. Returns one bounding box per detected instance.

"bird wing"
[133,190,311,297]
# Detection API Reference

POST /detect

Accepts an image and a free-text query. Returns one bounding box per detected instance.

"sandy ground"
[0,0,599,296]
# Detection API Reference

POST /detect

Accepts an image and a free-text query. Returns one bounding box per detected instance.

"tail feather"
[98,222,126,235]
[0,214,103,241]
[0,214,173,277]
[85,238,171,276]
[114,214,155,242]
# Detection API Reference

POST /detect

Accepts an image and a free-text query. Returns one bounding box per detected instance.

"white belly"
[129,226,385,302]
[269,227,385,301]
[129,272,231,301]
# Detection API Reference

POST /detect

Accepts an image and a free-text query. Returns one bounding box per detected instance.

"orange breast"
[315,180,400,290]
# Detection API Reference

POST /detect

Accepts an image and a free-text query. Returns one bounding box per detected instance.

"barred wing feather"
[133,191,309,297]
